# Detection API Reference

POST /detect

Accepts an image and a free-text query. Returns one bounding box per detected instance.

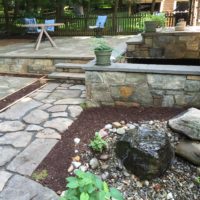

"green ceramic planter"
[95,50,112,66]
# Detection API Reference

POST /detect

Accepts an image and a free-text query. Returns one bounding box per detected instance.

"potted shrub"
[93,39,113,66]
[144,13,166,32]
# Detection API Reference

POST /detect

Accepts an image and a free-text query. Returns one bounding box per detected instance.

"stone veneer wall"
[0,58,89,74]
[126,31,200,59]
[85,69,200,108]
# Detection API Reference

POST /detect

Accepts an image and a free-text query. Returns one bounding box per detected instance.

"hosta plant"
[60,169,124,200]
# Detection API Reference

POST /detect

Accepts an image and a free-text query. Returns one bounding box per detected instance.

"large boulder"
[115,127,174,180]
[168,108,200,141]
[175,140,200,166]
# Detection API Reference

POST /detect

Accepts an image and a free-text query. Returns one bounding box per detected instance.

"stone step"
[55,63,87,73]
[48,72,85,84]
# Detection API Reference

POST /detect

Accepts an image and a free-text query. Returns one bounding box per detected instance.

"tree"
[151,0,156,14]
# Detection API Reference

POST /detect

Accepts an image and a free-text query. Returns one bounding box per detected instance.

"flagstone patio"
[0,81,86,200]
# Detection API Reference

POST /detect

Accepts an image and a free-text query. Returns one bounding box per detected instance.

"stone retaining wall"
[127,31,200,59]
[85,65,200,108]
[0,57,89,74]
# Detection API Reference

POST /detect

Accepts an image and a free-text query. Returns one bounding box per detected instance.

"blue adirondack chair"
[89,15,107,37]
[24,18,41,33]
[44,19,55,32]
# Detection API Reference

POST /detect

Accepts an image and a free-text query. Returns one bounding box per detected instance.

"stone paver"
[0,147,20,166]
[54,98,85,105]
[7,139,58,176]
[23,109,49,124]
[0,121,25,132]
[47,105,68,113]
[0,175,59,200]
[26,125,44,132]
[0,98,42,120]
[0,131,33,148]
[0,76,37,99]
[36,128,61,140]
[0,171,12,192]
[0,82,86,199]
[68,105,83,118]
[44,118,73,133]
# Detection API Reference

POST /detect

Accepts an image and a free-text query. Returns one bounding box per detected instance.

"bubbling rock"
[115,126,174,180]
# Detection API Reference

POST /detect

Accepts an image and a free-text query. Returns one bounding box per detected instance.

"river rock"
[168,108,200,140]
[115,126,174,180]
[175,140,200,166]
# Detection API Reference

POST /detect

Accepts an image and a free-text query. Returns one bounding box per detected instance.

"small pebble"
[104,124,112,129]
[89,158,99,169]
[100,154,109,161]
[197,167,200,175]
[101,164,109,170]
[79,165,88,172]
[116,127,126,135]
[72,161,81,168]
[74,138,80,144]
[112,122,122,128]
[167,192,174,200]
[72,155,80,162]
[101,171,109,180]
[144,180,149,187]
[99,129,108,138]
[67,165,74,173]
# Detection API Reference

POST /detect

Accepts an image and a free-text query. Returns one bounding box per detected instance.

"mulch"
[35,106,185,193]
[0,74,46,111]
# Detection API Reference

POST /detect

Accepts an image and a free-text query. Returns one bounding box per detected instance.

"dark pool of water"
[127,58,200,66]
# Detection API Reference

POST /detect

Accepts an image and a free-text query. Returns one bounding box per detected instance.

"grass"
[32,169,48,181]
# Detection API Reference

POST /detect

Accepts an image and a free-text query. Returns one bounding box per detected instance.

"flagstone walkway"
[0,82,86,200]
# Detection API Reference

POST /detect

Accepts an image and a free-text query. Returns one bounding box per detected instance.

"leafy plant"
[195,176,200,185]
[60,169,124,200]
[144,13,166,27]
[89,132,107,152]
[31,169,48,181]
[92,38,113,51]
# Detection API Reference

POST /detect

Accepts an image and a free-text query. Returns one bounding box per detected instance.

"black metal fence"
[0,13,175,37]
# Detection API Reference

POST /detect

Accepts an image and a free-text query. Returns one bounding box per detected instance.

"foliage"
[92,38,113,51]
[31,169,48,181]
[143,13,166,27]
[60,169,124,200]
[89,132,107,152]
[195,176,200,185]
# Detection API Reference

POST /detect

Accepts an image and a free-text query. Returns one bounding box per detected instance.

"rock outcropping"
[115,127,174,180]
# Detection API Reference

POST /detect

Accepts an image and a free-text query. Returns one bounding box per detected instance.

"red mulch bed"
[36,106,185,193]
[0,75,45,110]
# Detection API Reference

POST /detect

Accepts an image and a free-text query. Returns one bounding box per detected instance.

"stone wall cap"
[83,63,200,75]
[126,34,143,44]
[142,26,200,36]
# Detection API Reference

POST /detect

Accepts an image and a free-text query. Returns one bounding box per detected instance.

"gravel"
[77,120,200,200]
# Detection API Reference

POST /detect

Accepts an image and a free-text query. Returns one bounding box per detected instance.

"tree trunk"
[14,0,20,20]
[151,0,156,14]
[112,0,119,34]
[56,1,64,22]
[128,0,132,16]
[84,1,91,30]
[2,0,10,33]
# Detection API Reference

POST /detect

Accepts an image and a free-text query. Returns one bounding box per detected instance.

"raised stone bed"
[127,27,200,59]
[84,63,200,108]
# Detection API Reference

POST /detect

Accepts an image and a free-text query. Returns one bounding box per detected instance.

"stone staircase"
[48,63,88,84]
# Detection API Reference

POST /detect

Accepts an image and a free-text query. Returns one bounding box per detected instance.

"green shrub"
[60,169,124,200]
[144,13,166,27]
[89,132,107,152]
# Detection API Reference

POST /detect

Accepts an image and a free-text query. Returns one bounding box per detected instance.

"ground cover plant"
[60,169,124,200]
